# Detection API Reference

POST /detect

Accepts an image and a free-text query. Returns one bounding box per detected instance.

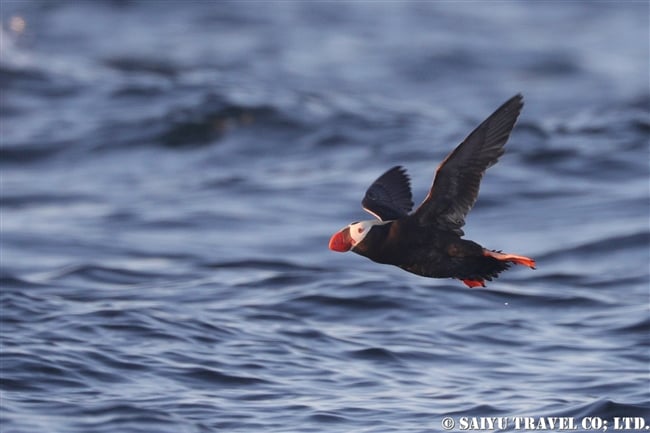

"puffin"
[328,94,535,288]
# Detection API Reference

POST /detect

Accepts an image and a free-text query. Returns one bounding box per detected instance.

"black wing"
[413,94,524,235]
[362,166,414,221]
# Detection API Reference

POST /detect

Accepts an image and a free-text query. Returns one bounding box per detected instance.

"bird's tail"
[460,249,536,288]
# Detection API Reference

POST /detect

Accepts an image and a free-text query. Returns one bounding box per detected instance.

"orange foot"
[484,250,536,269]
[461,279,486,288]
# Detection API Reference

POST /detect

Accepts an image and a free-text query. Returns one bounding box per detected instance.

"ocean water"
[1,1,649,432]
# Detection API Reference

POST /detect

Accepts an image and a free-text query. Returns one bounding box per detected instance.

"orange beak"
[329,227,353,252]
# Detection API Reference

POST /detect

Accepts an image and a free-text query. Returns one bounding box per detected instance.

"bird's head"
[329,220,382,252]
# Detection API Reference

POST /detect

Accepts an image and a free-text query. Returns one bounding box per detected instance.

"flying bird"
[329,94,535,288]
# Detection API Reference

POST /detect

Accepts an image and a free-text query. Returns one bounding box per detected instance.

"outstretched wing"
[362,166,414,221]
[413,94,524,235]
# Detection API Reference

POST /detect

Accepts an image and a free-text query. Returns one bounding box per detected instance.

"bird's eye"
[358,227,364,233]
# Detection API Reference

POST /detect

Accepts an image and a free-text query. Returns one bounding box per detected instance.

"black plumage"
[362,166,413,221]
[414,94,523,235]
[329,94,535,288]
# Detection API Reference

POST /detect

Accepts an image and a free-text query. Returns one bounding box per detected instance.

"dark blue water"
[2,2,649,432]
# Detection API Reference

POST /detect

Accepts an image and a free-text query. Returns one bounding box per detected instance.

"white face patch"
[348,219,389,247]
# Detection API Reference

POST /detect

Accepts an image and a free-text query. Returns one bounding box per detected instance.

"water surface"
[1,2,649,432]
